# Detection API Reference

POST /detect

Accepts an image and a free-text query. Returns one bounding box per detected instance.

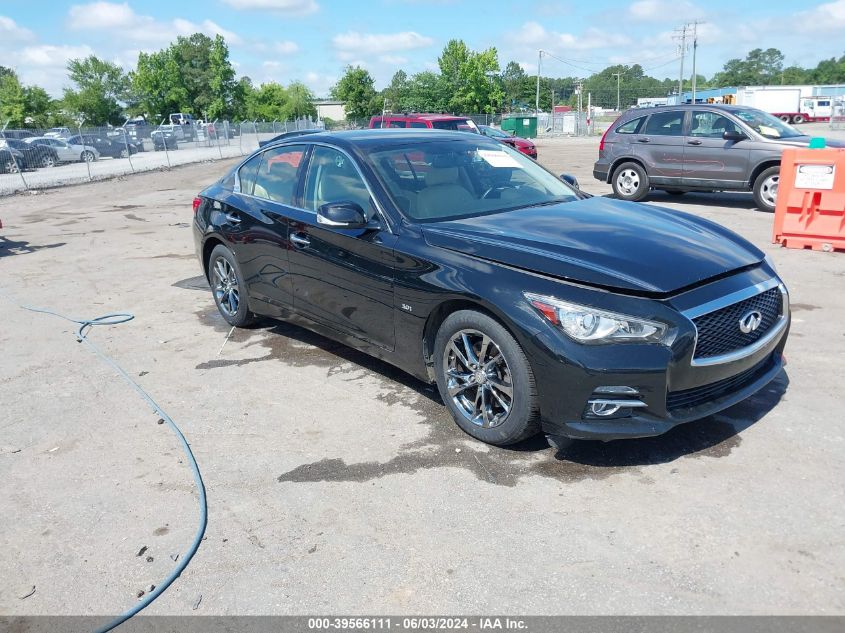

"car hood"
[772,135,845,148]
[422,197,764,295]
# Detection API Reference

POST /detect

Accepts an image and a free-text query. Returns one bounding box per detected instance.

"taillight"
[192,196,202,214]
[598,126,611,152]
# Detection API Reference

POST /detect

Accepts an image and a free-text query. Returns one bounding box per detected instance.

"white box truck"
[736,88,836,124]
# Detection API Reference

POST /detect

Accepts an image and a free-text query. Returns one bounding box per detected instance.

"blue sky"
[2,0,843,97]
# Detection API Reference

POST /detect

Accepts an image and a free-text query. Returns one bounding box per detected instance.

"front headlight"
[524,292,668,344]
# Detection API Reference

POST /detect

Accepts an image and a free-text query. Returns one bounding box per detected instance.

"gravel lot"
[1,131,843,618]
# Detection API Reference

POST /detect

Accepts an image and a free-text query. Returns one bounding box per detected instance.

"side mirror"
[317,201,368,229]
[560,173,580,189]
[723,130,746,142]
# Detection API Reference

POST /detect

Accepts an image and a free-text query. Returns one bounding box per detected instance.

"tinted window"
[253,145,306,204]
[409,122,428,128]
[689,111,739,137]
[237,154,262,196]
[304,146,373,217]
[371,120,383,128]
[615,116,646,134]
[388,120,406,128]
[643,111,684,136]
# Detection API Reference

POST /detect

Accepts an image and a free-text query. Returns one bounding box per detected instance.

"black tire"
[119,149,129,158]
[3,159,18,174]
[41,154,56,168]
[433,310,540,446]
[779,114,791,122]
[208,244,255,327]
[81,150,96,162]
[611,161,650,202]
[753,166,780,213]
[664,189,686,196]
[792,114,805,124]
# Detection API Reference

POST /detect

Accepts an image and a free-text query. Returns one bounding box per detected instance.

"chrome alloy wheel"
[212,256,240,316]
[443,329,514,429]
[760,174,779,208]
[616,168,640,196]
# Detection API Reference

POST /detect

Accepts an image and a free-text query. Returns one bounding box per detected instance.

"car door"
[631,110,686,186]
[223,144,310,314]
[51,140,75,162]
[682,110,750,189]
[286,144,397,351]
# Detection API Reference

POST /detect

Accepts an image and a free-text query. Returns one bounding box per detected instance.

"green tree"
[62,55,130,125]
[809,54,845,84]
[0,66,26,127]
[330,66,380,119]
[713,48,785,86]
[382,70,409,112]
[282,81,317,119]
[23,86,56,128]
[402,71,448,112]
[245,82,289,120]
[131,47,187,121]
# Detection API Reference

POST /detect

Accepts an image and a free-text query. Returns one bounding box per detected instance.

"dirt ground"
[1,135,844,618]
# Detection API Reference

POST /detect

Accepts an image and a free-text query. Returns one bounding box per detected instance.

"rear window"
[371,120,383,128]
[388,120,406,128]
[409,122,428,128]
[432,119,476,131]
[615,116,646,134]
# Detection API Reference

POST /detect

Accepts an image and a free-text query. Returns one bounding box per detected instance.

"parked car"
[24,137,100,163]
[67,134,138,158]
[108,129,145,152]
[151,129,179,150]
[369,113,480,132]
[0,145,25,173]
[123,121,152,142]
[1,138,59,168]
[479,125,537,159]
[193,130,789,446]
[170,113,196,140]
[593,103,845,212]
[43,127,72,139]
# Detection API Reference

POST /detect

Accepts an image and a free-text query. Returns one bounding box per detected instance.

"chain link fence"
[0,116,321,196]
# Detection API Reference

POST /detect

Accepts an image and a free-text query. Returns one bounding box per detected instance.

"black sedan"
[193,130,789,446]
[2,138,59,168]
[67,134,138,158]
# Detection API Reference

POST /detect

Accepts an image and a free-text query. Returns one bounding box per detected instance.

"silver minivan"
[593,104,844,211]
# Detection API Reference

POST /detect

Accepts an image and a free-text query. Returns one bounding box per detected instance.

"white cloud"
[172,18,242,45]
[509,22,631,52]
[274,40,299,54]
[332,31,434,59]
[796,0,845,32]
[18,44,95,67]
[0,15,35,41]
[628,0,702,21]
[67,2,137,29]
[6,44,96,96]
[303,71,336,96]
[221,0,318,15]
[379,55,408,65]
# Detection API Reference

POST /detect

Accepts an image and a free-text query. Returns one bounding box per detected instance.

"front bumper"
[530,270,789,441]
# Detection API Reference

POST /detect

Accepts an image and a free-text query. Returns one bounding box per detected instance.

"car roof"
[266,128,484,151]
[372,113,471,121]
[621,103,753,117]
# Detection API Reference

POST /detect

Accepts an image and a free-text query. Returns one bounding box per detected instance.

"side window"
[303,146,374,218]
[371,120,383,129]
[643,111,685,136]
[388,120,407,128]
[409,122,428,128]
[690,111,738,137]
[615,116,646,134]
[253,145,306,204]
[237,153,263,196]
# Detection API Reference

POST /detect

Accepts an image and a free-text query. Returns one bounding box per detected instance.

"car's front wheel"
[40,154,55,168]
[434,310,540,446]
[612,162,650,202]
[753,166,780,212]
[208,244,255,327]
[81,150,96,162]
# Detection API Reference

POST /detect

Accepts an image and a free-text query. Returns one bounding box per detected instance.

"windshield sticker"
[758,125,780,138]
[478,149,522,168]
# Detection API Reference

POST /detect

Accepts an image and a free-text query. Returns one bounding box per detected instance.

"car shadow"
[0,236,66,257]
[238,313,788,468]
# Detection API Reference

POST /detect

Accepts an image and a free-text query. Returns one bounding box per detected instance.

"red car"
[479,125,537,159]
[369,113,480,132]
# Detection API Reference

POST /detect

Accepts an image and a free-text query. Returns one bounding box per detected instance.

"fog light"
[590,401,622,417]
[585,398,647,419]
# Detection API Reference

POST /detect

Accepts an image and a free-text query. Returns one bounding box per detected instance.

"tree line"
[2,33,844,129]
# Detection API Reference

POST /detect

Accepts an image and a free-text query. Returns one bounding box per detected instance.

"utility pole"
[690,21,704,104]
[535,50,543,114]
[612,72,622,111]
[673,24,689,103]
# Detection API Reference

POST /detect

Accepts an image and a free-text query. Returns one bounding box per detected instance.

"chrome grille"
[692,287,782,360]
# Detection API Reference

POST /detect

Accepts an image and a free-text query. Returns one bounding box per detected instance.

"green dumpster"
[502,115,537,139]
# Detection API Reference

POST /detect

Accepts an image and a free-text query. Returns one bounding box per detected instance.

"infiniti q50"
[192,130,789,446]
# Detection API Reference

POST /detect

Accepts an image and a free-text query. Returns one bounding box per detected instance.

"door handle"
[224,211,241,224]
[687,139,703,145]
[636,137,650,143]
[290,233,310,247]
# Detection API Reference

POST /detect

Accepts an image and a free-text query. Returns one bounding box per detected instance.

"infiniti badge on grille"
[739,310,763,334]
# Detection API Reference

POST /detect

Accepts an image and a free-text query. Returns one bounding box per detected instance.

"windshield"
[368,138,577,222]
[732,108,804,139]
[482,126,511,139]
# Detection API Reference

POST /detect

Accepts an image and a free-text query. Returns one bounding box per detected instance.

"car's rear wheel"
[753,166,780,212]
[779,114,791,122]
[119,149,129,158]
[81,150,95,162]
[612,162,649,202]
[40,154,55,168]
[434,311,540,446]
[208,244,255,327]
[792,114,805,124]
[3,159,19,174]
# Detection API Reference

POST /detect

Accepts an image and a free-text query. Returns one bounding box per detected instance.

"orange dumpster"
[772,146,845,252]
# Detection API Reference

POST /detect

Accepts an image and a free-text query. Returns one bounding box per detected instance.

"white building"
[314,100,346,121]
